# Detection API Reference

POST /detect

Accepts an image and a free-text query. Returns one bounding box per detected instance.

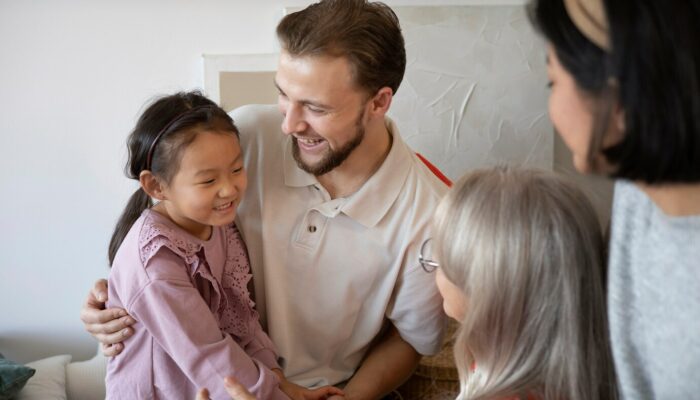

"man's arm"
[340,324,421,400]
[79,279,135,356]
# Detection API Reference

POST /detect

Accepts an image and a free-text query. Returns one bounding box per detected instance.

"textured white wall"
[0,0,538,363]
[393,6,551,178]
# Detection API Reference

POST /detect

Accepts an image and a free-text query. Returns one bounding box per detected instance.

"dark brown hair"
[108,91,239,265]
[529,0,700,183]
[276,0,406,96]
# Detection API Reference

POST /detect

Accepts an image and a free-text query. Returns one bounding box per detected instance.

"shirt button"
[308,225,317,233]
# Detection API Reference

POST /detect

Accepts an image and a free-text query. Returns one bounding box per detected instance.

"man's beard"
[291,110,366,176]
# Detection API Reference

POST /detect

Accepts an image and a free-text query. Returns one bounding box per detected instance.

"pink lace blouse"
[106,209,288,399]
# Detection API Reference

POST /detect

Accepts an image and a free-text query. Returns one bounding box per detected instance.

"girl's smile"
[156,130,247,240]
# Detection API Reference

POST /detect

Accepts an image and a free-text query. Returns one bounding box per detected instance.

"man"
[82,1,448,398]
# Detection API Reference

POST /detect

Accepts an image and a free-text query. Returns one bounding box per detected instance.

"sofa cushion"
[0,355,36,400]
[16,354,71,400]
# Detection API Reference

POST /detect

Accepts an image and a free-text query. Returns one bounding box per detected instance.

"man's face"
[275,51,370,176]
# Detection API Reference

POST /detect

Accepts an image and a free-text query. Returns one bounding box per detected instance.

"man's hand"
[279,381,344,400]
[196,377,256,400]
[79,279,135,356]
[196,376,343,400]
[274,368,344,400]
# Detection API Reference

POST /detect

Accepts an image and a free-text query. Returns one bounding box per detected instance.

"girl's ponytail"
[108,188,152,266]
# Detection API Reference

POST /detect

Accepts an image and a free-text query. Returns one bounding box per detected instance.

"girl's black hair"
[108,91,239,266]
[529,0,700,184]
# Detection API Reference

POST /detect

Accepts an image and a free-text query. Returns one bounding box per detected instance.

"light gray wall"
[0,0,311,364]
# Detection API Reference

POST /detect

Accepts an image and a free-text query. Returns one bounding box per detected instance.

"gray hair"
[433,167,617,400]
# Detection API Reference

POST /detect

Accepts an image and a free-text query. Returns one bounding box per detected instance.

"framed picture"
[203,53,278,112]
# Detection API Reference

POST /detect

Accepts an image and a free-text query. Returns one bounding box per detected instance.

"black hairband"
[145,105,211,171]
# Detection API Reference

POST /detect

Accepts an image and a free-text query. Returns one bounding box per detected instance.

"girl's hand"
[196,377,256,400]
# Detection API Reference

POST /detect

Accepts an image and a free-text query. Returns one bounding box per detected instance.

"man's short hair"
[276,0,406,96]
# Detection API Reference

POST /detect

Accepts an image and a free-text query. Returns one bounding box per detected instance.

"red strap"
[416,152,452,187]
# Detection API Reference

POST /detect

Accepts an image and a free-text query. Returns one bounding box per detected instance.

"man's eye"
[232,167,243,174]
[307,106,325,114]
[200,179,215,185]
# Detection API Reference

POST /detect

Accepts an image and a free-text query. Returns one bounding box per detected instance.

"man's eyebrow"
[273,79,333,110]
[301,99,333,110]
[273,79,285,95]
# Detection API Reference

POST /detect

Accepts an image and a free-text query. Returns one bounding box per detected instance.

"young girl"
[530,0,700,398]
[105,91,342,400]
[424,167,617,400]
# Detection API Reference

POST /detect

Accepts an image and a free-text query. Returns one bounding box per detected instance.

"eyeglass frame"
[418,238,439,273]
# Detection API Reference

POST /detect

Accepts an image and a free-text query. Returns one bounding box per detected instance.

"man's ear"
[139,170,166,201]
[367,87,393,119]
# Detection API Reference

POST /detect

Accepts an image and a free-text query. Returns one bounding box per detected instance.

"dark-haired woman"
[530,0,700,398]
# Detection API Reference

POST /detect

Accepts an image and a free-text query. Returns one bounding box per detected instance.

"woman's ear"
[604,79,626,147]
[614,104,626,135]
[603,103,626,148]
[139,170,166,201]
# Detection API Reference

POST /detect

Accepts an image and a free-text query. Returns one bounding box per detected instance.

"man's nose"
[281,103,307,135]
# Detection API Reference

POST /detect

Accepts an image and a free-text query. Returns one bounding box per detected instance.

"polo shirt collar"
[282,117,411,228]
[344,118,411,227]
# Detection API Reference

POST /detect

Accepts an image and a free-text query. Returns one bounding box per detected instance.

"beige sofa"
[16,346,106,400]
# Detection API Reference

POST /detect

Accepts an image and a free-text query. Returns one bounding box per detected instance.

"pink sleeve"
[245,320,283,371]
[129,249,289,400]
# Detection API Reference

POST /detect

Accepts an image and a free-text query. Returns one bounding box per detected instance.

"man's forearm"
[342,326,421,400]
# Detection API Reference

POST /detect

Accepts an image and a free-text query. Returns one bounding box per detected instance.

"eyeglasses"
[418,238,439,273]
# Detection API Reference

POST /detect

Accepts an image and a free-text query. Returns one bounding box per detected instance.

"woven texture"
[395,320,460,400]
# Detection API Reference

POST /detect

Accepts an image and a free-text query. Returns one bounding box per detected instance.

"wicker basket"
[393,320,461,400]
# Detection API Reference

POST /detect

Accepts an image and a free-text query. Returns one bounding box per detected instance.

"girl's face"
[546,46,596,174]
[436,268,468,321]
[159,131,247,240]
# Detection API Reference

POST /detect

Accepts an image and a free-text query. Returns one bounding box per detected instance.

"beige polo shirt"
[231,104,447,388]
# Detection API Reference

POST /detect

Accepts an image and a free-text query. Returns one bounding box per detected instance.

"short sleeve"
[385,240,447,356]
